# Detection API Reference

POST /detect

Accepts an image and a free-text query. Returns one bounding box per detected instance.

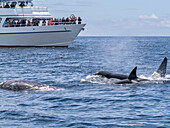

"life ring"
[70,14,76,19]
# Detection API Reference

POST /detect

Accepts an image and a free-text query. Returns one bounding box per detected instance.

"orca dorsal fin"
[128,67,138,80]
[155,57,167,77]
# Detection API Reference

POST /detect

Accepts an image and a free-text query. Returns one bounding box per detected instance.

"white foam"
[166,74,170,79]
[151,72,162,79]
[32,86,65,91]
[81,75,119,85]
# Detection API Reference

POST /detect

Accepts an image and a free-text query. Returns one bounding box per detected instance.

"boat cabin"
[0,0,82,28]
[0,0,52,28]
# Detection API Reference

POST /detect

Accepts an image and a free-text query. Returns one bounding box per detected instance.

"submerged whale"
[94,57,168,84]
[0,80,56,91]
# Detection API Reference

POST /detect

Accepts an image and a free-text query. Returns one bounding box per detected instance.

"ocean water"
[0,37,170,128]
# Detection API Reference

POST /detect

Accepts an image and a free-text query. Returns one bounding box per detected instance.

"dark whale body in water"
[94,71,128,80]
[0,80,55,91]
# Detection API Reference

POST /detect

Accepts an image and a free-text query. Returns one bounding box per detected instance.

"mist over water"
[0,37,170,127]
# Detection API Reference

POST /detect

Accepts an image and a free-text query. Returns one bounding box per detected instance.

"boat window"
[0,2,3,8]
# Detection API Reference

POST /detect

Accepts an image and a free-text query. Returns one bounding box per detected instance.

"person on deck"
[4,3,10,8]
[31,19,35,26]
[16,20,20,27]
[21,19,26,27]
[4,20,8,27]
[78,17,82,24]
[12,20,16,27]
[42,20,46,26]
[71,17,74,24]
[62,17,65,24]
[50,18,54,25]
[66,17,69,24]
[27,20,31,26]
[35,19,40,26]
[54,18,58,25]
[59,18,62,25]
[11,2,16,8]
[47,19,50,26]
[8,20,11,27]
[19,2,25,7]
[74,17,77,24]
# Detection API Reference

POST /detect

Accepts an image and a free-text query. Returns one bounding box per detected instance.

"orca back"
[95,71,128,79]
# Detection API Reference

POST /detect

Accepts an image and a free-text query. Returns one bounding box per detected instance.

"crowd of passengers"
[4,17,82,27]
[0,2,32,8]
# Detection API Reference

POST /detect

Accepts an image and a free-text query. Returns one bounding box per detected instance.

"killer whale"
[0,80,55,91]
[94,57,167,80]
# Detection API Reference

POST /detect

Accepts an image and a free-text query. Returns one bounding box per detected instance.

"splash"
[151,72,163,79]
[139,75,166,84]
[81,75,119,85]
[32,86,65,91]
[165,74,170,79]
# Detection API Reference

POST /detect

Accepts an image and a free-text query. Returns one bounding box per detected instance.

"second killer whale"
[0,80,56,91]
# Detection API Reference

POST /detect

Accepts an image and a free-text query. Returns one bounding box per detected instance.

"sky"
[35,0,170,36]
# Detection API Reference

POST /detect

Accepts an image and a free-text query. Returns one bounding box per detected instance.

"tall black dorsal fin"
[156,57,167,77]
[128,67,137,80]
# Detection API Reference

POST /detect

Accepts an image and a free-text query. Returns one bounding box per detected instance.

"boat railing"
[16,6,47,9]
[3,21,82,28]
[0,6,48,10]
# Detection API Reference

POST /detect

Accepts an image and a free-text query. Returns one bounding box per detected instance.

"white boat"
[0,0,86,46]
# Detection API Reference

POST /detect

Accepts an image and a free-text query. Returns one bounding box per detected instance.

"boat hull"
[0,24,85,46]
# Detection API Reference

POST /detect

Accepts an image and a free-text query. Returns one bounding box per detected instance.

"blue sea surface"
[0,37,170,128]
